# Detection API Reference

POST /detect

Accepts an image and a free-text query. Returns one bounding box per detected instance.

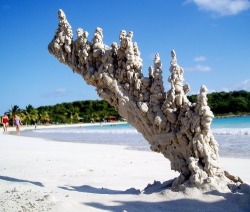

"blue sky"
[1,0,250,114]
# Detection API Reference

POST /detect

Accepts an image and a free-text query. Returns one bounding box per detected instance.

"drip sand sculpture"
[48,9,244,190]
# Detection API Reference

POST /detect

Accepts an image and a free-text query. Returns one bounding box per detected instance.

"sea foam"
[212,128,250,136]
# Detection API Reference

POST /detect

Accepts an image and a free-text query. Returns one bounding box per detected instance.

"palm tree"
[90,112,101,122]
[39,111,51,124]
[8,105,20,115]
[72,112,80,123]
[65,109,73,124]
[8,105,21,126]
[25,105,38,125]
[18,111,27,125]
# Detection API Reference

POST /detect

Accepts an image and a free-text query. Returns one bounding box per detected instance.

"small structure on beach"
[48,9,243,191]
[106,115,117,122]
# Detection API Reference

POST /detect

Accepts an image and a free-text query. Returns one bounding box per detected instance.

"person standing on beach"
[14,114,22,134]
[1,113,9,133]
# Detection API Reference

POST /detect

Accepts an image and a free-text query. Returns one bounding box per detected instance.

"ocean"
[20,116,250,159]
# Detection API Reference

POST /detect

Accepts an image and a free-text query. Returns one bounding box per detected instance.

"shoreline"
[3,114,250,134]
[215,114,250,118]
[4,120,250,160]
[2,121,127,133]
[0,133,250,211]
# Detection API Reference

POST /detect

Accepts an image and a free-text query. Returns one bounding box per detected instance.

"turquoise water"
[20,116,250,158]
[212,116,250,128]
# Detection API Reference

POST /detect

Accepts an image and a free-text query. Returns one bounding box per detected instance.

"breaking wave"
[20,121,250,158]
[34,127,250,136]
[34,127,138,135]
[212,128,250,136]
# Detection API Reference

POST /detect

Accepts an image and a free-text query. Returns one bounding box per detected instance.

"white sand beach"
[1,130,250,211]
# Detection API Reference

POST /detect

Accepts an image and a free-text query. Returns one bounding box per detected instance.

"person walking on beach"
[1,113,9,133]
[14,114,22,134]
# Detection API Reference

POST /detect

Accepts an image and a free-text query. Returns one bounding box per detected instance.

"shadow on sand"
[0,175,44,187]
[59,185,140,195]
[60,180,250,211]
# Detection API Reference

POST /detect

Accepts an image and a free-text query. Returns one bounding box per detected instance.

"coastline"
[215,114,250,118]
[3,121,127,133]
[0,133,250,211]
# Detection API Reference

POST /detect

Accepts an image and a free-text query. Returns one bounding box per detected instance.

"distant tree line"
[188,90,250,116]
[2,100,121,126]
[2,90,250,125]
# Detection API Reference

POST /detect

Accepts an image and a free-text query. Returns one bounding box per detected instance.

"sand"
[0,128,250,211]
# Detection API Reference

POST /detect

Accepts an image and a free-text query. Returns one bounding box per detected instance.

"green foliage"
[188,90,250,116]
[35,100,120,124]
[4,90,250,125]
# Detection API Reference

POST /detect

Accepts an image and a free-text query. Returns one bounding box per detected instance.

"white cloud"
[219,79,250,91]
[185,64,212,72]
[43,88,68,98]
[55,88,66,93]
[233,79,250,91]
[186,0,250,16]
[194,56,207,62]
[207,88,217,93]
[221,88,230,92]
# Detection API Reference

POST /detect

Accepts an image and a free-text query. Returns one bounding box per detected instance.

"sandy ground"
[0,129,250,212]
